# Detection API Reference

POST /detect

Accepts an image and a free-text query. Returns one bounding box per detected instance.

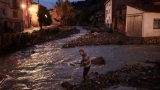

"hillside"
[72,0,105,25]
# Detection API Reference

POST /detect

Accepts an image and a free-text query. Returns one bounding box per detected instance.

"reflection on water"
[0,27,87,90]
[0,27,160,90]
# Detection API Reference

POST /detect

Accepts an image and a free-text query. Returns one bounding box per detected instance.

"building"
[126,2,160,37]
[105,0,112,28]
[105,0,160,37]
[105,0,127,29]
[21,0,32,29]
[0,0,23,33]
[29,2,39,27]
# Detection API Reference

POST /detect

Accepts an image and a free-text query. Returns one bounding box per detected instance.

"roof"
[127,0,160,12]
[32,2,38,5]
[104,0,111,5]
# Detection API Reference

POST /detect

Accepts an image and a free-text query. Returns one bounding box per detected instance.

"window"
[12,0,19,9]
[13,11,18,18]
[2,8,6,15]
[153,19,160,29]
[106,10,108,13]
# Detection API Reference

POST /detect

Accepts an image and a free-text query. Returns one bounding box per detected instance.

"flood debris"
[91,57,106,65]
[62,61,160,90]
[61,81,74,90]
[63,27,160,48]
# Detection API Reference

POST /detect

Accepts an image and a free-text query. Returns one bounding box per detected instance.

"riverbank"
[0,26,79,56]
[62,61,160,90]
[63,26,160,48]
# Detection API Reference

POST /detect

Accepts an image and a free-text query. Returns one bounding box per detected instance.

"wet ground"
[0,27,160,90]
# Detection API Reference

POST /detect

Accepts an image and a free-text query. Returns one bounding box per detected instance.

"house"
[29,2,39,27]
[21,0,32,29]
[126,1,160,37]
[105,0,112,28]
[0,0,23,33]
[105,0,127,29]
[105,0,160,37]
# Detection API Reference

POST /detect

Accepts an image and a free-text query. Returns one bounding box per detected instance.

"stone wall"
[143,37,160,44]
[0,27,78,55]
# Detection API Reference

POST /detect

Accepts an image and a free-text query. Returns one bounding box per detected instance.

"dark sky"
[32,0,85,9]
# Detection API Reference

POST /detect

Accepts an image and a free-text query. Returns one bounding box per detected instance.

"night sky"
[32,0,85,9]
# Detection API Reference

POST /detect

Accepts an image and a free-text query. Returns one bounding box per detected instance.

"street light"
[21,3,26,9]
[45,14,48,18]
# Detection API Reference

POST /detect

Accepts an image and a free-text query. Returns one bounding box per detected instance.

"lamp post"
[37,0,42,30]
[21,3,26,30]
[21,3,26,9]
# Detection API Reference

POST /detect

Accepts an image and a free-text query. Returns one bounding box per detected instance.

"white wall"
[30,4,39,27]
[126,6,144,15]
[126,6,144,37]
[105,0,112,27]
[143,13,160,37]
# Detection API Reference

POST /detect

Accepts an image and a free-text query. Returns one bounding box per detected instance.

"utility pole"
[38,0,39,5]
[38,0,42,30]
[37,0,40,12]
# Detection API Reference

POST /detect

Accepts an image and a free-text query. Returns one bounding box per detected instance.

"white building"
[126,4,160,37]
[29,2,39,27]
[105,0,127,29]
[105,0,112,28]
[105,0,160,37]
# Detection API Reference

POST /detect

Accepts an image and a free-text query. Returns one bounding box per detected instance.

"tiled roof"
[127,0,160,12]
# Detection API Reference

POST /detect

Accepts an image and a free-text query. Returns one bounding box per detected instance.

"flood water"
[0,27,160,90]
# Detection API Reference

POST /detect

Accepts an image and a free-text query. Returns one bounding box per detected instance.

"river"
[0,27,160,90]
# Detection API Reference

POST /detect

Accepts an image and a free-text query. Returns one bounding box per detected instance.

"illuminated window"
[153,19,160,29]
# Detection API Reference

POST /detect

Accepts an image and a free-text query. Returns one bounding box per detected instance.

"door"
[127,15,143,37]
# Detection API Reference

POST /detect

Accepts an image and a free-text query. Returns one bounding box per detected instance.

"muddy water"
[0,27,160,90]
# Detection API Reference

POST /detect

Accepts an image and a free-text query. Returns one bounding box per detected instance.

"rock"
[30,50,35,54]
[93,32,99,35]
[91,57,105,65]
[61,81,73,90]
[0,74,7,81]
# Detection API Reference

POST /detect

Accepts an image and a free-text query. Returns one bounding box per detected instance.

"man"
[79,49,91,81]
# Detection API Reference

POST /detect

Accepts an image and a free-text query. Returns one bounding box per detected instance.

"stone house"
[105,0,160,37]
[0,0,23,33]
[21,0,32,29]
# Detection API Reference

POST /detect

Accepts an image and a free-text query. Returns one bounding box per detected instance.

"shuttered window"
[154,19,160,29]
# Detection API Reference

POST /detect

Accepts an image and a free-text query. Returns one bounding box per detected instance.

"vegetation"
[72,0,105,25]
[54,0,74,25]
[38,5,52,30]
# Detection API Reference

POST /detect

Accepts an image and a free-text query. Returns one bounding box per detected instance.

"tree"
[38,5,52,30]
[54,0,74,25]
[72,0,105,25]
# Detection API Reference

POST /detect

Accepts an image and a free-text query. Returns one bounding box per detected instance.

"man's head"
[79,49,85,56]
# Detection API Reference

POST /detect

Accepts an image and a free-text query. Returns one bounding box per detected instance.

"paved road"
[0,27,160,90]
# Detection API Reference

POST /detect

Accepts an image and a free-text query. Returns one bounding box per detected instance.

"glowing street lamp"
[45,14,48,18]
[21,3,26,9]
